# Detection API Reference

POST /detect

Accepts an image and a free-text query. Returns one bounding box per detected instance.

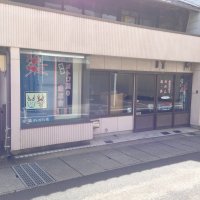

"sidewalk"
[0,127,200,196]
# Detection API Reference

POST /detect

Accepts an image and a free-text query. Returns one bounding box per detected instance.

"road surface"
[1,152,200,200]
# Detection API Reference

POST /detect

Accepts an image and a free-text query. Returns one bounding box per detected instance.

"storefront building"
[0,0,200,154]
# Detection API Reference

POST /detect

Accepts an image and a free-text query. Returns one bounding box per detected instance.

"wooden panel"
[174,112,190,126]
[0,3,200,62]
[156,113,173,128]
[135,115,154,131]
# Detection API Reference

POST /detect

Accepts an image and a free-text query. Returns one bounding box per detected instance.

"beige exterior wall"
[4,2,200,150]
[0,3,200,63]
[89,55,192,73]
[93,116,133,135]
[191,65,200,127]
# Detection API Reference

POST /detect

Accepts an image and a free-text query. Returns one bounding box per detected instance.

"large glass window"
[174,75,192,112]
[136,74,155,114]
[110,73,133,115]
[157,75,174,112]
[20,50,89,127]
[89,71,109,117]
[89,71,133,118]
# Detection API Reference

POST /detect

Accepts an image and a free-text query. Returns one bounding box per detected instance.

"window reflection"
[157,75,173,112]
[110,73,133,115]
[174,75,191,112]
[89,72,109,117]
[136,75,155,114]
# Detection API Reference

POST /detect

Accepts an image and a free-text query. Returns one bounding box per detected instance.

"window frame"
[89,70,134,119]
[20,49,90,129]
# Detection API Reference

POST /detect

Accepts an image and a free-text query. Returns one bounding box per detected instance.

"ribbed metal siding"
[0,3,200,62]
[20,123,93,149]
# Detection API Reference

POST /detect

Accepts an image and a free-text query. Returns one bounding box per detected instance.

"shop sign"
[57,62,73,114]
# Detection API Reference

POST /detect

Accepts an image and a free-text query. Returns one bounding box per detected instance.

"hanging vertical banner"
[56,62,73,114]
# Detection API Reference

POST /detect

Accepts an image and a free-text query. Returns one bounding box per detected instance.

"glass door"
[173,74,192,126]
[135,74,156,131]
[156,74,174,129]
[135,73,192,132]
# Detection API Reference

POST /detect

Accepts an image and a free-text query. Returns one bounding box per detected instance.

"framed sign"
[25,92,47,110]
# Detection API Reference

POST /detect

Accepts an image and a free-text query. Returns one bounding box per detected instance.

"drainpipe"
[4,48,11,156]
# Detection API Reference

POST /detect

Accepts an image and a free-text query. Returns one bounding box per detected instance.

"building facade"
[0,0,200,154]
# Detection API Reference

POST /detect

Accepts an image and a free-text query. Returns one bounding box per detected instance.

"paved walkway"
[0,127,200,196]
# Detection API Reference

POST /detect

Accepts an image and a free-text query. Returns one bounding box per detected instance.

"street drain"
[12,163,55,188]
[104,140,113,144]
[161,131,171,135]
[173,130,182,133]
[185,132,199,136]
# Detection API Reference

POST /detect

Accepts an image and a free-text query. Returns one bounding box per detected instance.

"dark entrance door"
[135,74,156,131]
[156,74,174,129]
[134,73,192,132]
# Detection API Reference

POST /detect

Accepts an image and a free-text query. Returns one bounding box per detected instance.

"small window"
[121,10,138,24]
[44,0,62,10]
[63,0,83,14]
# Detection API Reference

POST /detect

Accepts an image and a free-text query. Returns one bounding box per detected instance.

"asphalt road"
[1,151,200,200]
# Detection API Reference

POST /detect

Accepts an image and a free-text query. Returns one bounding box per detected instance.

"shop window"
[110,73,133,115]
[20,50,89,127]
[89,71,109,117]
[174,75,192,112]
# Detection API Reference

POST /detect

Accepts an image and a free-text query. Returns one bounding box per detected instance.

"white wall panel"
[191,65,200,126]
[10,48,21,151]
[0,3,200,62]
[117,116,133,131]
[20,123,93,149]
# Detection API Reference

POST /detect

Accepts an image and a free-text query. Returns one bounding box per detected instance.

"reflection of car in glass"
[157,101,172,111]
[136,96,184,113]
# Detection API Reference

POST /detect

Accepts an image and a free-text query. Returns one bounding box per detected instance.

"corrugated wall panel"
[20,123,93,149]
[0,3,200,62]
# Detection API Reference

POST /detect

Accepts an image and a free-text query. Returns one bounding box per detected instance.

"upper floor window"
[44,0,62,10]
[10,0,189,33]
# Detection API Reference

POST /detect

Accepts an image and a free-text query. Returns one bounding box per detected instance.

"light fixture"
[20,50,85,59]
